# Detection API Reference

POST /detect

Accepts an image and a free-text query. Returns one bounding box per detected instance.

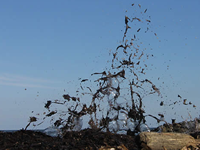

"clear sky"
[0,0,200,130]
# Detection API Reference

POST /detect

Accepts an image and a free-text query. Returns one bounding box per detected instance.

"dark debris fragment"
[44,100,51,110]
[63,94,80,102]
[160,101,164,106]
[137,28,141,32]
[46,111,57,117]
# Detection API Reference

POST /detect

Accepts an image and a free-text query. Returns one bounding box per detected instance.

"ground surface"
[1,126,200,150]
[0,129,140,150]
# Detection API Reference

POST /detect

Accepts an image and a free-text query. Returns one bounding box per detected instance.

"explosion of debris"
[27,3,196,135]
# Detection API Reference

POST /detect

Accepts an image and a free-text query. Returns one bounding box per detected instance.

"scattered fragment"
[183,99,188,105]
[146,19,151,22]
[46,111,57,117]
[45,100,52,110]
[81,79,88,82]
[137,28,141,32]
[63,94,80,102]
[25,117,37,130]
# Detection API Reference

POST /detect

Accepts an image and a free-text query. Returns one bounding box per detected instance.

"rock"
[139,132,198,150]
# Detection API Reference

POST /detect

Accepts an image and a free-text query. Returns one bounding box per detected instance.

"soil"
[0,129,140,150]
[1,125,200,150]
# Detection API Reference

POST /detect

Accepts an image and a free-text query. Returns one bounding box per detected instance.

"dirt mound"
[1,128,200,150]
[0,129,140,150]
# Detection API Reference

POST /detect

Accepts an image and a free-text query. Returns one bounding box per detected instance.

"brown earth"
[0,123,200,150]
[0,129,140,150]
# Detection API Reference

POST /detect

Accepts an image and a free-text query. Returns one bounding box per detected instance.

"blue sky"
[0,0,200,130]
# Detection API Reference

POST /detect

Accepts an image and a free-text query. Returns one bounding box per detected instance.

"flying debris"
[81,79,88,82]
[146,19,151,23]
[25,117,37,130]
[158,114,165,121]
[148,114,168,124]
[137,28,141,32]
[63,94,80,102]
[160,101,164,106]
[123,16,131,41]
[145,27,149,33]
[138,52,144,60]
[54,118,63,127]
[183,99,188,105]
[141,79,160,95]
[147,115,160,123]
[132,17,141,22]
[45,100,52,110]
[125,16,130,24]
[28,3,197,137]
[116,44,130,50]
[91,71,107,76]
[46,111,57,117]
